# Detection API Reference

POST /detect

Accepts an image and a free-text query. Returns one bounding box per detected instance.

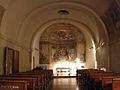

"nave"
[1,68,120,90]
[48,78,79,90]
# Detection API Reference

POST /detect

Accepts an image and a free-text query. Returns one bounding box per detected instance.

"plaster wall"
[110,41,120,72]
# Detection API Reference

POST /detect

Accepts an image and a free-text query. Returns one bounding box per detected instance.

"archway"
[31,21,96,76]
[39,23,87,76]
[17,2,109,72]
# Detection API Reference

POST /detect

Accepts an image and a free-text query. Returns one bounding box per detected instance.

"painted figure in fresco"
[52,30,75,40]
[39,52,48,64]
[53,47,71,61]
[60,47,69,60]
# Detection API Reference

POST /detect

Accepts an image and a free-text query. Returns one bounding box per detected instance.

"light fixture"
[96,41,105,50]
[58,9,70,15]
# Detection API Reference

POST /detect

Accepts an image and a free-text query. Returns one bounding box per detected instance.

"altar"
[56,68,71,76]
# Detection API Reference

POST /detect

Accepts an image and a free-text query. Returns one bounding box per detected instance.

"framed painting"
[4,47,14,75]
[13,50,19,73]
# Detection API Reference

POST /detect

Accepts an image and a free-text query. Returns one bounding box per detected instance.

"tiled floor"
[48,78,80,90]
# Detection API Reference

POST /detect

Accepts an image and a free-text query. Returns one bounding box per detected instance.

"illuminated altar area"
[49,59,86,76]
[38,23,86,76]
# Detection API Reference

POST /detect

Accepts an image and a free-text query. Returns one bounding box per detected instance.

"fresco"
[51,30,75,40]
[39,52,49,64]
[52,46,76,62]
[39,23,85,64]
[50,29,76,62]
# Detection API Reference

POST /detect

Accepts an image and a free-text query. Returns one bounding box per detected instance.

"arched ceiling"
[40,23,84,42]
[0,0,112,50]
[0,0,112,15]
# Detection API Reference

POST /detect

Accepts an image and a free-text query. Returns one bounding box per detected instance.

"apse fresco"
[39,23,85,64]
[52,46,76,62]
[51,30,75,40]
[50,29,76,62]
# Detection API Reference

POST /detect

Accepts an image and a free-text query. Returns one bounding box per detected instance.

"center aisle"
[48,78,80,90]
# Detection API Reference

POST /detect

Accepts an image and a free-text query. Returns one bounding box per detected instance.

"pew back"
[0,80,27,90]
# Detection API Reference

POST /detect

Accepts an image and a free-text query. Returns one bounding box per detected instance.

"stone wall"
[101,0,120,72]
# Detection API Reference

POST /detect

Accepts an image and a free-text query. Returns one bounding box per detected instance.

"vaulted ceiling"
[0,0,112,49]
[0,0,114,71]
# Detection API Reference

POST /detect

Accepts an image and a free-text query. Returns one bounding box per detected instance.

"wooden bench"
[9,74,41,90]
[0,76,36,90]
[15,70,53,89]
[76,69,104,87]
[113,77,120,90]
[89,72,114,90]
[0,80,27,90]
[10,70,53,90]
[101,76,120,90]
[76,69,120,90]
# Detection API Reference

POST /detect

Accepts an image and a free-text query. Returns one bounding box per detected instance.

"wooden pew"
[0,80,27,90]
[101,75,120,90]
[112,77,120,90]
[101,73,120,90]
[0,69,53,90]
[76,69,104,87]
[102,76,115,90]
[10,69,53,90]
[90,72,114,90]
[0,88,12,90]
[0,76,36,90]
[31,70,53,88]
[81,69,104,88]
[9,74,41,90]
[76,69,120,90]
[14,70,53,90]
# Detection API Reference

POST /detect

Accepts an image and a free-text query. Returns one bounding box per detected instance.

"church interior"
[0,0,120,90]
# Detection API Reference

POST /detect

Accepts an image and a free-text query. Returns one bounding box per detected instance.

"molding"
[109,39,120,45]
[0,33,30,52]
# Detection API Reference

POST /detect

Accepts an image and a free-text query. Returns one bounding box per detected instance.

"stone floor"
[48,77,80,90]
